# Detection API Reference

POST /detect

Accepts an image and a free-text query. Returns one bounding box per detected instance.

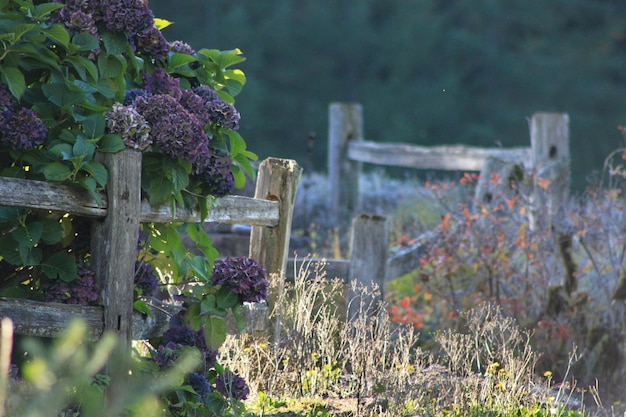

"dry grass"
[219,259,608,417]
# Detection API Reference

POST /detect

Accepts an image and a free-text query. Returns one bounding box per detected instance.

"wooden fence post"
[347,214,387,322]
[529,113,570,232]
[328,103,363,225]
[91,150,142,349]
[249,158,302,341]
[248,158,302,277]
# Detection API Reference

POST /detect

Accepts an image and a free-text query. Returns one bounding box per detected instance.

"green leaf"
[133,300,153,316]
[216,289,239,310]
[34,2,65,19]
[41,218,64,245]
[41,252,77,282]
[73,138,96,159]
[100,30,128,55]
[97,134,126,153]
[231,165,246,189]
[81,114,106,138]
[43,162,72,181]
[11,222,43,248]
[71,33,99,53]
[82,161,107,186]
[44,23,70,48]
[154,18,173,30]
[231,304,246,333]
[204,316,227,350]
[168,53,197,70]
[189,255,210,282]
[41,83,84,107]
[0,207,22,224]
[1,66,25,99]
[0,235,22,265]
[200,294,217,315]
[97,53,124,78]
[77,176,103,207]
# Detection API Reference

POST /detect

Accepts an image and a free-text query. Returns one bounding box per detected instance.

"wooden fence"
[290,103,571,308]
[0,151,302,345]
[327,102,570,230]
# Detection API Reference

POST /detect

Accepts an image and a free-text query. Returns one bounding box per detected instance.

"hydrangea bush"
[0,0,265,414]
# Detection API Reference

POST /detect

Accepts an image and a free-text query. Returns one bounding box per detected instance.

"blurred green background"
[150,0,626,189]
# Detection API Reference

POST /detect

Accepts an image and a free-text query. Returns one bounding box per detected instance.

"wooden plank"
[328,103,363,224]
[348,141,532,171]
[140,195,279,226]
[91,150,142,348]
[0,297,176,341]
[0,176,279,226]
[347,214,387,321]
[0,297,104,340]
[0,176,106,217]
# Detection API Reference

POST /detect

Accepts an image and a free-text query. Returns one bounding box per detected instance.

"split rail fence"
[289,103,571,315]
[0,151,302,346]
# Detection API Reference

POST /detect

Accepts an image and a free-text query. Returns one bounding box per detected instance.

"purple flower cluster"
[188,86,240,131]
[0,84,17,111]
[169,40,196,55]
[0,108,48,150]
[134,260,159,297]
[211,257,269,304]
[55,0,99,38]
[54,0,168,60]
[193,149,235,197]
[207,100,240,130]
[43,265,99,306]
[215,370,250,401]
[143,68,182,100]
[160,313,218,370]
[186,372,211,399]
[153,341,183,367]
[134,94,209,164]
[105,103,152,150]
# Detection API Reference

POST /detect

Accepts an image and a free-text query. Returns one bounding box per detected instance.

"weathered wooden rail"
[327,102,570,228]
[0,152,302,343]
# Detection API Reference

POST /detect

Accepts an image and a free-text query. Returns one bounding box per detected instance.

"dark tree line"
[150,0,626,188]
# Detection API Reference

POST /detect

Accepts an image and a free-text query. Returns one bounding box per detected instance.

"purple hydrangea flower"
[133,26,170,60]
[143,68,182,100]
[43,265,99,306]
[186,372,211,399]
[0,108,48,150]
[105,103,152,151]
[0,83,17,112]
[153,341,183,367]
[179,90,211,126]
[161,314,218,369]
[192,86,219,103]
[124,88,151,106]
[193,149,235,197]
[134,94,209,165]
[189,86,240,130]
[169,40,196,55]
[134,260,159,297]
[215,370,250,401]
[211,257,269,304]
[207,100,240,130]
[98,0,154,34]
[54,0,99,38]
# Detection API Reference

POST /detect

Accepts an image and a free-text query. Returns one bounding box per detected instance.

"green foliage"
[2,319,200,417]
[0,0,262,415]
